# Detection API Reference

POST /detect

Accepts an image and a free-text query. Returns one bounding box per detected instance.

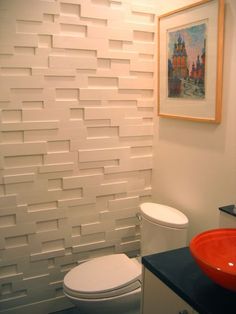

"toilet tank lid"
[140,203,188,228]
[64,254,141,294]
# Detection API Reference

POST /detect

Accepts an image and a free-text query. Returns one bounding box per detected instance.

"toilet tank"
[140,203,189,257]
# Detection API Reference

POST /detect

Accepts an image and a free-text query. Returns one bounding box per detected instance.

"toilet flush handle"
[136,212,142,221]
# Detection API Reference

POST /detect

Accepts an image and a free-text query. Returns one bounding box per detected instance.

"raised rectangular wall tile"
[0,0,155,312]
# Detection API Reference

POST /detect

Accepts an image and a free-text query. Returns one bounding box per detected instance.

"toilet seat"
[63,254,141,299]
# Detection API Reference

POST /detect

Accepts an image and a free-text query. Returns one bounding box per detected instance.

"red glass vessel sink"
[190,228,236,292]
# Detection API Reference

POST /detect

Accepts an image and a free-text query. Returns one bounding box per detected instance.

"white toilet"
[63,203,189,314]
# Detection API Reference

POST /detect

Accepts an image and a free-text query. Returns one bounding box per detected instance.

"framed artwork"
[158,0,224,123]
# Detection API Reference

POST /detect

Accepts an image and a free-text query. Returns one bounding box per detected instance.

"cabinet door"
[142,268,197,314]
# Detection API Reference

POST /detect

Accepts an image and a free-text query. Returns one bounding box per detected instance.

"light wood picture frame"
[158,0,224,123]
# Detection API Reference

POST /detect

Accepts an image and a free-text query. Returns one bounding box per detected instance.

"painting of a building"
[190,40,205,83]
[168,23,206,99]
[172,35,189,79]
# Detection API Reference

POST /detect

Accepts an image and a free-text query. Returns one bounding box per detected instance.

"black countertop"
[219,204,236,217]
[142,247,236,314]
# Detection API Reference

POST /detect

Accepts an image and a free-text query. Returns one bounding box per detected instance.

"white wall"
[0,1,156,312]
[1,0,235,312]
[152,0,236,240]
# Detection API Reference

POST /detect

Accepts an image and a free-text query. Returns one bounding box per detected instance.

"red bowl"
[190,228,236,292]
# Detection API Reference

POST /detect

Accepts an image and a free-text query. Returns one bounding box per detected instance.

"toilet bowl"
[63,203,189,314]
[63,254,141,314]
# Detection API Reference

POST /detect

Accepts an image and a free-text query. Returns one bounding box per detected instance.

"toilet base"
[65,288,141,314]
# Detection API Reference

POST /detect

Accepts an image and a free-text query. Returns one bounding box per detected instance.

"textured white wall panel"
[0,0,155,312]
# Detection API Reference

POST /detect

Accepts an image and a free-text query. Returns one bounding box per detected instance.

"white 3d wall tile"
[0,0,155,312]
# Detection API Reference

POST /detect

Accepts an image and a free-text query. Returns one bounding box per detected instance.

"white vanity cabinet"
[142,267,198,314]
